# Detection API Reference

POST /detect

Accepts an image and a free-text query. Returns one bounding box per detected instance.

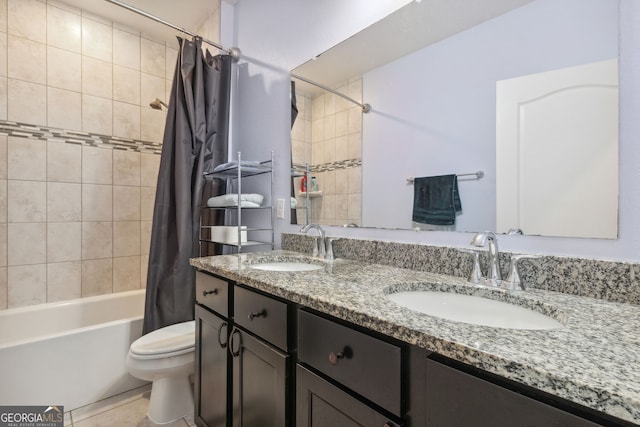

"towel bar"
[407,171,484,184]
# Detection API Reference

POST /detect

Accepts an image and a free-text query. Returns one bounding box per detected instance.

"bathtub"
[0,290,148,410]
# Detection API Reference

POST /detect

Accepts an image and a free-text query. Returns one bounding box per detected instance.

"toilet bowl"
[126,320,196,424]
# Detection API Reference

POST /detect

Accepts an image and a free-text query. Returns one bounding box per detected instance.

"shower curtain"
[143,37,232,334]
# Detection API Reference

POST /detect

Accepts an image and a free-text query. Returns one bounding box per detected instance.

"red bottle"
[301,175,307,193]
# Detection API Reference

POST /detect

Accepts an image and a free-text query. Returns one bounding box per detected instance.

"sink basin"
[386,291,563,330]
[249,262,324,272]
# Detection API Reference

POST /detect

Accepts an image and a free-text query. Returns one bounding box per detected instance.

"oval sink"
[386,291,563,330]
[249,262,324,272]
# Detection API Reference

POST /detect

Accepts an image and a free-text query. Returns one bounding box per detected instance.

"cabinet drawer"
[234,286,288,351]
[195,271,229,317]
[298,309,402,416]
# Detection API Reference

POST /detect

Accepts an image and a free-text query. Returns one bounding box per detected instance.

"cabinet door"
[425,358,603,427]
[229,327,288,427]
[296,365,401,427]
[195,305,229,427]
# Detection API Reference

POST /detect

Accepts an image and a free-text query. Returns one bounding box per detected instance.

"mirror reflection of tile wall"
[291,78,363,226]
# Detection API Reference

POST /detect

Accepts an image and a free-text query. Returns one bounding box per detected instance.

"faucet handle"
[459,248,485,284]
[504,254,540,291]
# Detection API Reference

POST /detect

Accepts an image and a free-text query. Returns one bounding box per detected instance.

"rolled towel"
[207,193,264,207]
[213,160,261,173]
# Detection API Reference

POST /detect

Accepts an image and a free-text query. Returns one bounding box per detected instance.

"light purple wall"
[229,0,640,262]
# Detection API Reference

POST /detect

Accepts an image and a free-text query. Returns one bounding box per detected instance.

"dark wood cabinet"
[195,304,229,427]
[296,365,400,427]
[230,326,289,427]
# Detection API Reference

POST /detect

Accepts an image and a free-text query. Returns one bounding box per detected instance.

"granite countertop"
[190,250,640,425]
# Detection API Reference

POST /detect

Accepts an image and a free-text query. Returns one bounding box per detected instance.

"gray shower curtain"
[143,37,232,334]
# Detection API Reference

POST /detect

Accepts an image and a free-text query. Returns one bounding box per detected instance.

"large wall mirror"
[290,0,619,239]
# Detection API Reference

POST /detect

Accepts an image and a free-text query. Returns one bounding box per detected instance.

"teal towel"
[412,175,461,225]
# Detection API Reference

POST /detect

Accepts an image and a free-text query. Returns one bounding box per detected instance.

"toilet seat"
[129,320,195,360]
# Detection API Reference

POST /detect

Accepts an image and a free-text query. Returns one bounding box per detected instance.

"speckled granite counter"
[190,250,640,425]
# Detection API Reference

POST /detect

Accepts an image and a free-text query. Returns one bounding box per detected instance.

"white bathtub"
[0,290,148,410]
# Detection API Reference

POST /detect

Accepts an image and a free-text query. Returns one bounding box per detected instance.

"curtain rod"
[291,73,371,113]
[104,0,241,61]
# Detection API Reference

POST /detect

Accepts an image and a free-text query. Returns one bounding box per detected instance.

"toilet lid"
[130,320,195,357]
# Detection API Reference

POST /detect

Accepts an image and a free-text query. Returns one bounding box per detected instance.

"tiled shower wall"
[0,0,220,310]
[291,78,363,226]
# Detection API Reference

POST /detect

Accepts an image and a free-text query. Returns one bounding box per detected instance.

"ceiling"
[58,0,221,43]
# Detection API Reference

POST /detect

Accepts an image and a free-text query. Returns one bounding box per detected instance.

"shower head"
[149,98,168,110]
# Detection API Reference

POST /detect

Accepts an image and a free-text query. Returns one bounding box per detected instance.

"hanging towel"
[412,174,462,225]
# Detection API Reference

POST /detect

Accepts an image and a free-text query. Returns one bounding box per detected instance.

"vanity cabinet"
[195,272,231,427]
[297,309,405,426]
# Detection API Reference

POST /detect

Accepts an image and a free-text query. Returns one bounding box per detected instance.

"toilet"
[126,320,196,424]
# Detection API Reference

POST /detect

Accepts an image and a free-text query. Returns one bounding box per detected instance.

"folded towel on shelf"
[213,160,261,173]
[207,193,264,207]
[412,174,461,225]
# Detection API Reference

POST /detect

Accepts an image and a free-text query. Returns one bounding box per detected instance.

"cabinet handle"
[328,351,344,365]
[202,289,218,297]
[329,346,353,365]
[217,322,228,349]
[248,309,266,321]
[229,328,241,357]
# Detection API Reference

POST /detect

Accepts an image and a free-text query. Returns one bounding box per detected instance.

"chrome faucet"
[300,224,326,258]
[470,231,501,283]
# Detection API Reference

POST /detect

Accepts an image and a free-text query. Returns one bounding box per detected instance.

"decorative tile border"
[0,120,163,154]
[281,233,640,306]
[293,158,361,174]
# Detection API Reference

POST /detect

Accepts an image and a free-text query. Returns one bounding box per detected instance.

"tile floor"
[63,384,196,427]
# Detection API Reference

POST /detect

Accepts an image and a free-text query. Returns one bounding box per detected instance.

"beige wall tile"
[82,94,112,135]
[47,141,81,183]
[335,135,348,162]
[141,73,165,111]
[81,258,112,296]
[0,135,6,179]
[113,149,140,186]
[7,137,46,181]
[82,56,112,99]
[7,0,46,43]
[8,36,46,84]
[140,187,155,221]
[8,180,46,222]
[141,38,165,78]
[140,220,151,255]
[8,222,46,265]
[348,107,362,134]
[47,221,81,262]
[47,87,81,130]
[82,184,112,221]
[47,4,81,53]
[0,223,6,267]
[113,221,139,257]
[81,17,112,62]
[113,28,140,70]
[140,254,148,288]
[0,267,6,309]
[82,145,112,184]
[47,261,81,302]
[348,132,362,159]
[113,65,140,104]
[0,77,7,120]
[113,101,140,140]
[0,32,6,78]
[113,185,140,221]
[113,255,140,292]
[335,169,348,195]
[82,221,112,260]
[8,79,46,125]
[165,46,178,80]
[140,107,165,143]
[0,0,6,33]
[0,179,5,222]
[47,46,81,92]
[140,153,160,187]
[8,264,46,308]
[48,182,81,222]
